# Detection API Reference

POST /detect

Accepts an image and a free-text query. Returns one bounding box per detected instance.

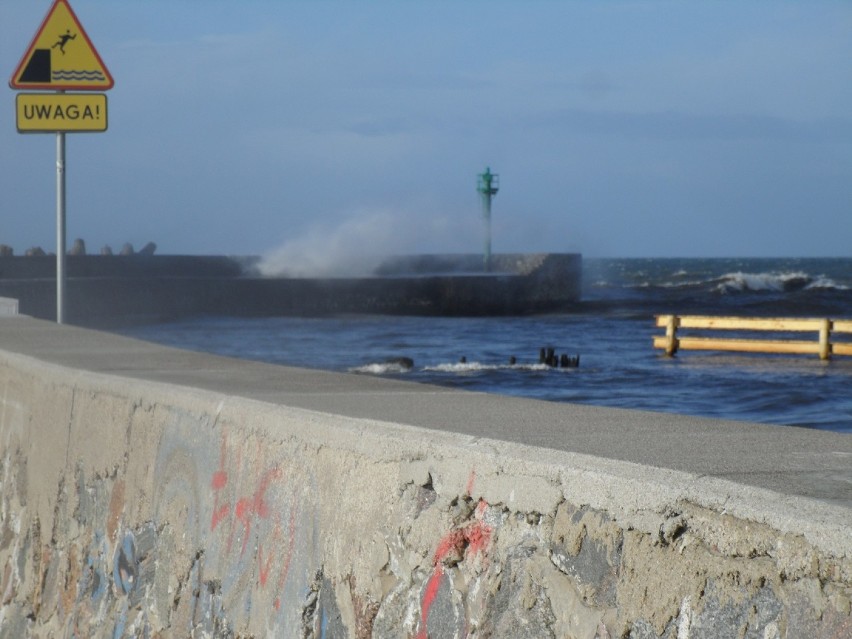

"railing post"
[819,319,832,360]
[664,315,679,357]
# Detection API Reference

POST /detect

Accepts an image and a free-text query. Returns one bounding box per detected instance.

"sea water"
[120,258,852,433]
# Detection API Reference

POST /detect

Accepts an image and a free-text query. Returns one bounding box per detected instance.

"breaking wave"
[589,268,847,294]
[714,271,847,293]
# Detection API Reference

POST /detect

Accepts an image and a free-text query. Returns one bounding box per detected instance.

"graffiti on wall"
[415,469,496,639]
[152,417,319,636]
[0,399,320,637]
[206,428,311,616]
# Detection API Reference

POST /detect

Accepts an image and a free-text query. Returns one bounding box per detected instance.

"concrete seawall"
[0,253,582,327]
[0,317,849,638]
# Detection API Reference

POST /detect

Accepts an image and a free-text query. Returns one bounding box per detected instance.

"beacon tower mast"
[477,166,499,272]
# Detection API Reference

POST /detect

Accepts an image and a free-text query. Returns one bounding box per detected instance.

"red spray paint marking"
[433,529,466,566]
[269,496,300,610]
[258,516,279,587]
[210,433,232,532]
[434,500,492,567]
[417,567,445,639]
[417,499,493,639]
[207,431,305,612]
[234,467,283,556]
[210,430,246,554]
[259,492,298,586]
[467,501,491,556]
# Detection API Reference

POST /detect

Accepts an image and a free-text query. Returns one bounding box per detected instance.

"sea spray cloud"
[256,208,476,278]
[257,211,394,277]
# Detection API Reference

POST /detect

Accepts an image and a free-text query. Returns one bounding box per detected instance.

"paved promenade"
[3,315,850,509]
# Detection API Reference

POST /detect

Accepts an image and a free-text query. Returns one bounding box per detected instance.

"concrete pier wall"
[0,253,582,328]
[0,317,849,638]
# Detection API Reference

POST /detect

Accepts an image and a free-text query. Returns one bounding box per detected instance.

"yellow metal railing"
[654,315,852,360]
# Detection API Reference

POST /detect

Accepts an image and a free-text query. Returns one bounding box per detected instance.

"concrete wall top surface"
[1,315,850,561]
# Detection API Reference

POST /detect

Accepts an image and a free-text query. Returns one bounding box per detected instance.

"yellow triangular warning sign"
[9,0,113,91]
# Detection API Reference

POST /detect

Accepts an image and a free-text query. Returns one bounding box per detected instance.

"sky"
[1,1,851,264]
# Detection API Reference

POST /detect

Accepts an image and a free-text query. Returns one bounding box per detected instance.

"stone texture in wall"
[0,362,850,638]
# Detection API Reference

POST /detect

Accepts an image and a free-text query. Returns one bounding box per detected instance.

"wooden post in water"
[663,315,679,356]
[819,319,832,360]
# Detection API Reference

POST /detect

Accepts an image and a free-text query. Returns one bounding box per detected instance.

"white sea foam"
[809,275,848,290]
[713,270,844,293]
[591,262,847,293]
[659,279,706,288]
[423,362,553,373]
[349,362,413,374]
[350,360,570,375]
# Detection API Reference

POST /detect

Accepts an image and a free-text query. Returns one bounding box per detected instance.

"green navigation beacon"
[477,167,499,272]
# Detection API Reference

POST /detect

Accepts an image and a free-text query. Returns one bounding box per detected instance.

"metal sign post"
[56,130,66,323]
[9,0,113,323]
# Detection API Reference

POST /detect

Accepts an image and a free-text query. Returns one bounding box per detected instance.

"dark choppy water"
[120,258,852,433]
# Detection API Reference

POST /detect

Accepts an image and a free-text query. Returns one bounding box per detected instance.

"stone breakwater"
[0,253,582,328]
[0,317,849,638]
